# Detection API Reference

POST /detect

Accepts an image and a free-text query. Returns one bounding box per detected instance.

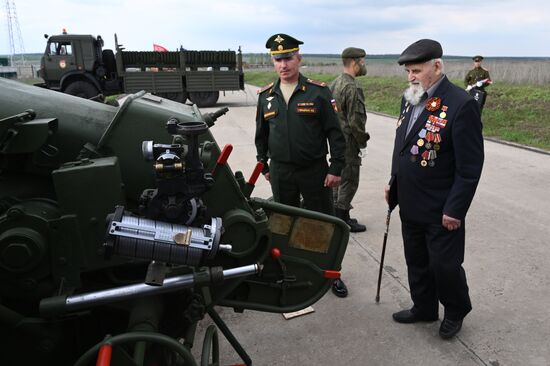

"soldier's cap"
[266,33,303,59]
[341,47,366,59]
[397,39,443,65]
[473,55,484,62]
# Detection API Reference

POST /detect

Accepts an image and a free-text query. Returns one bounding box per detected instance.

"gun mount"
[0,78,349,365]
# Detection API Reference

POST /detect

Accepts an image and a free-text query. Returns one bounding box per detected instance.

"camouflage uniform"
[329,73,369,211]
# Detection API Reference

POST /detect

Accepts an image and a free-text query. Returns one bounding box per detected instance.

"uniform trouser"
[333,142,361,211]
[333,162,360,210]
[400,217,472,321]
[269,159,334,215]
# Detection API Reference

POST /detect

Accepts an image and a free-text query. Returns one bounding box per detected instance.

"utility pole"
[4,0,25,66]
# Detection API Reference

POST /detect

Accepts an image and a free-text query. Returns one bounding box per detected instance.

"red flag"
[153,44,168,52]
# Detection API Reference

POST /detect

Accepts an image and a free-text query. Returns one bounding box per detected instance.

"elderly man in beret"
[384,39,484,339]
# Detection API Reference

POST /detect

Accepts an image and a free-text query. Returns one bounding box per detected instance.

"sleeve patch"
[331,99,339,113]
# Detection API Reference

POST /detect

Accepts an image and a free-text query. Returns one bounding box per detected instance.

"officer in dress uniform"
[384,39,484,339]
[464,55,491,113]
[330,47,370,233]
[255,34,349,297]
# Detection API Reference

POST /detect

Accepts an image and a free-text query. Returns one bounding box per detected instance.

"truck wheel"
[189,91,219,107]
[159,92,187,104]
[64,81,99,99]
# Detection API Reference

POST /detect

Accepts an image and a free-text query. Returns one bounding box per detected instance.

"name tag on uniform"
[296,107,317,114]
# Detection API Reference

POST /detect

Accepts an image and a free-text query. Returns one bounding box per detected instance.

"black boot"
[345,210,366,233]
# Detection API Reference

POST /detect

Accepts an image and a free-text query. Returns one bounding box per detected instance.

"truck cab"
[39,33,119,98]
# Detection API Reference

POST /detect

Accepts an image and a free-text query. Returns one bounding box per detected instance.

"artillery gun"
[0,78,348,365]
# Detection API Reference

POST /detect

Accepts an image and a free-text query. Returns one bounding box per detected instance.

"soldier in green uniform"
[464,55,491,113]
[255,33,349,297]
[330,47,370,233]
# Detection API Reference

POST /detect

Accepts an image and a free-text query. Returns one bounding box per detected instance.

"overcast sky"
[2,0,550,57]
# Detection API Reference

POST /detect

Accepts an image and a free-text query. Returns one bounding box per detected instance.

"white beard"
[403,83,425,105]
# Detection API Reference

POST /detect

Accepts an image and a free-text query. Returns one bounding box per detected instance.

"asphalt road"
[195,85,550,366]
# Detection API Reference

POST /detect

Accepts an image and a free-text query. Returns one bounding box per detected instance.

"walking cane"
[375,208,392,303]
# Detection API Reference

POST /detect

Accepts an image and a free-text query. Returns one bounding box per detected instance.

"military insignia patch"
[297,102,314,107]
[257,82,274,94]
[306,79,327,87]
[264,111,277,120]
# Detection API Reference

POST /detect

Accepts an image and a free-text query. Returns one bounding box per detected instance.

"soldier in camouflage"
[464,55,491,113]
[329,47,370,233]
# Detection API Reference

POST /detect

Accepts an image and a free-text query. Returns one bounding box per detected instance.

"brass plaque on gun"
[269,213,293,236]
[289,217,334,253]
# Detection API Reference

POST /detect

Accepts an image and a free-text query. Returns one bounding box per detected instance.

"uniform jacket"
[255,73,346,175]
[329,73,370,154]
[388,76,484,223]
[464,67,491,91]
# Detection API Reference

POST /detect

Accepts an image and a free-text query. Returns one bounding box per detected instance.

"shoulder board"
[257,82,274,94]
[306,78,327,87]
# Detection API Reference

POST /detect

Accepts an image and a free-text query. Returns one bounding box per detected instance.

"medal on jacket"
[425,97,441,112]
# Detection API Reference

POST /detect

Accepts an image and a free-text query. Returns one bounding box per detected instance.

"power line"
[4,0,25,65]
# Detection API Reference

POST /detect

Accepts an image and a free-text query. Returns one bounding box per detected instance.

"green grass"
[245,71,550,150]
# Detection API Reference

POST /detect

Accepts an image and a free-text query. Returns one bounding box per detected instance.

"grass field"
[245,71,550,151]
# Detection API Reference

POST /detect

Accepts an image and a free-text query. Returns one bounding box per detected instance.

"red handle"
[248,162,264,185]
[96,343,112,366]
[323,270,341,279]
[216,144,233,166]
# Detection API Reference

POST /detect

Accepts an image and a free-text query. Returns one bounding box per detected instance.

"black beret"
[397,39,443,65]
[341,47,366,59]
[266,33,303,59]
[473,55,484,61]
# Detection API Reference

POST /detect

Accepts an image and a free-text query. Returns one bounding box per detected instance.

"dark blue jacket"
[388,76,484,223]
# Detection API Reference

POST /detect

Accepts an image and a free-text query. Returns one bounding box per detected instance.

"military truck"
[37,32,244,107]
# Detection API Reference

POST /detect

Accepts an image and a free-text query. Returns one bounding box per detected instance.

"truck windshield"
[49,42,72,56]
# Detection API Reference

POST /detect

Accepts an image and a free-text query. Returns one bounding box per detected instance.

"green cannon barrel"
[0,77,207,200]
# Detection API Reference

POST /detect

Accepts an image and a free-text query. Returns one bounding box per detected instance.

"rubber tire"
[64,81,99,99]
[159,92,187,104]
[189,91,219,107]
